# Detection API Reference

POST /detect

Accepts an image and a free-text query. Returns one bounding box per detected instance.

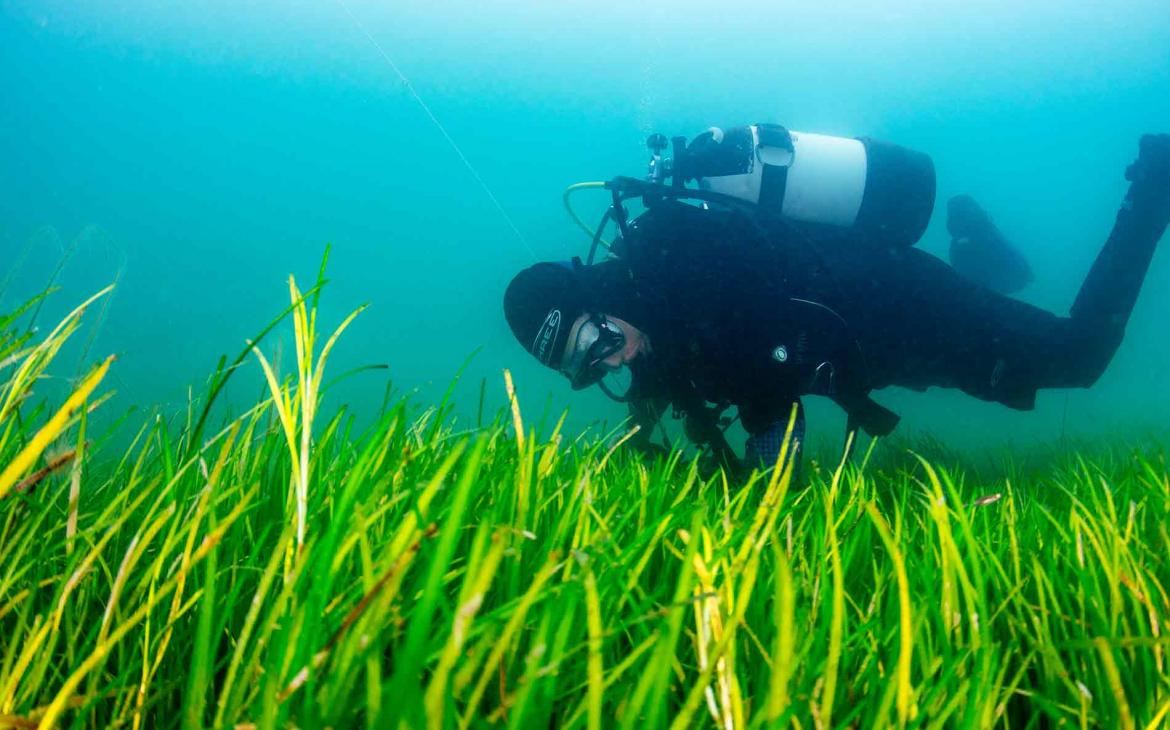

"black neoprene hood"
[503,262,587,369]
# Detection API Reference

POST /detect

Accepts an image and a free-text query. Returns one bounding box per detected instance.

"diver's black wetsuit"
[589,135,1169,466]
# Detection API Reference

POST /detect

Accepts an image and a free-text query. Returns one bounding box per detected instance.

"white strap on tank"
[782,131,867,227]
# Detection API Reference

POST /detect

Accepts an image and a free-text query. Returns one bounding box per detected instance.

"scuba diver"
[503,126,1170,474]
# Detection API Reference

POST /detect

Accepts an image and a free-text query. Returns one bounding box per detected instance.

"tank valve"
[646,133,670,183]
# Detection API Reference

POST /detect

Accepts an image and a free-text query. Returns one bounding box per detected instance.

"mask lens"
[562,315,625,390]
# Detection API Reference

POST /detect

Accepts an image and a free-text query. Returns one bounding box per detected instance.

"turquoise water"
[3,0,1169,454]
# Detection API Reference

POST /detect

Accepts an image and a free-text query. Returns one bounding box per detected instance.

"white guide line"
[334,0,535,258]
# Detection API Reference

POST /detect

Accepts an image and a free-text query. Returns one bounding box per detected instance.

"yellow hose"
[562,181,613,250]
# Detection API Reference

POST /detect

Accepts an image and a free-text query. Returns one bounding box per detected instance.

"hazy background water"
[3,0,1169,456]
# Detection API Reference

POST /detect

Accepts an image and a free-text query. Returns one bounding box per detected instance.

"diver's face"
[606,316,651,365]
[557,313,651,392]
[566,315,650,367]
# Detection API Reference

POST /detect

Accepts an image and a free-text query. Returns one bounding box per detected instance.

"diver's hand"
[627,439,670,464]
[696,452,750,483]
[1125,133,1170,219]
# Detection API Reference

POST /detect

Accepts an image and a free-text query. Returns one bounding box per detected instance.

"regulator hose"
[562,181,610,243]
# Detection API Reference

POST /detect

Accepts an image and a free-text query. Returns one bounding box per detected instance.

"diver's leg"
[867,131,1166,405]
[947,195,1034,294]
[839,136,1167,407]
[1057,134,1170,385]
[744,399,805,479]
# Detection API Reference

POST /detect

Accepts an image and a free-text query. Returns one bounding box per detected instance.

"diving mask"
[560,314,626,391]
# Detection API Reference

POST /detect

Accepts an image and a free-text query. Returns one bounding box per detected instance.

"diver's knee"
[1030,318,1124,390]
[1074,360,1108,388]
[1067,328,1124,387]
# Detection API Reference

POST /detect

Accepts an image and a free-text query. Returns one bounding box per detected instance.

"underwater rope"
[334,0,536,258]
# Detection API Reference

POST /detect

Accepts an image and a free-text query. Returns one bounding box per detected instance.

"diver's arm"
[680,405,742,477]
[624,396,669,460]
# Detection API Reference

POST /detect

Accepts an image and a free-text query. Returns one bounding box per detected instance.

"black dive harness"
[581,167,902,445]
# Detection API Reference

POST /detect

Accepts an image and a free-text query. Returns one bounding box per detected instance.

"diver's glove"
[626,438,670,464]
[1125,133,1170,222]
[696,451,750,483]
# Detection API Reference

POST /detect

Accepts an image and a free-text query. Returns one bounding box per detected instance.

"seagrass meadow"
[3,275,1170,730]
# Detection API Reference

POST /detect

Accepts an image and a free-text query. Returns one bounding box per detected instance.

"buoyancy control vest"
[562,122,932,438]
[615,200,901,438]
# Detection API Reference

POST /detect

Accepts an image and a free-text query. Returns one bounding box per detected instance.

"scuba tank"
[563,122,938,263]
[682,124,936,248]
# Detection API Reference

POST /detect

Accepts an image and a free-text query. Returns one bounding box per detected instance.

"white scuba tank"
[689,124,936,247]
